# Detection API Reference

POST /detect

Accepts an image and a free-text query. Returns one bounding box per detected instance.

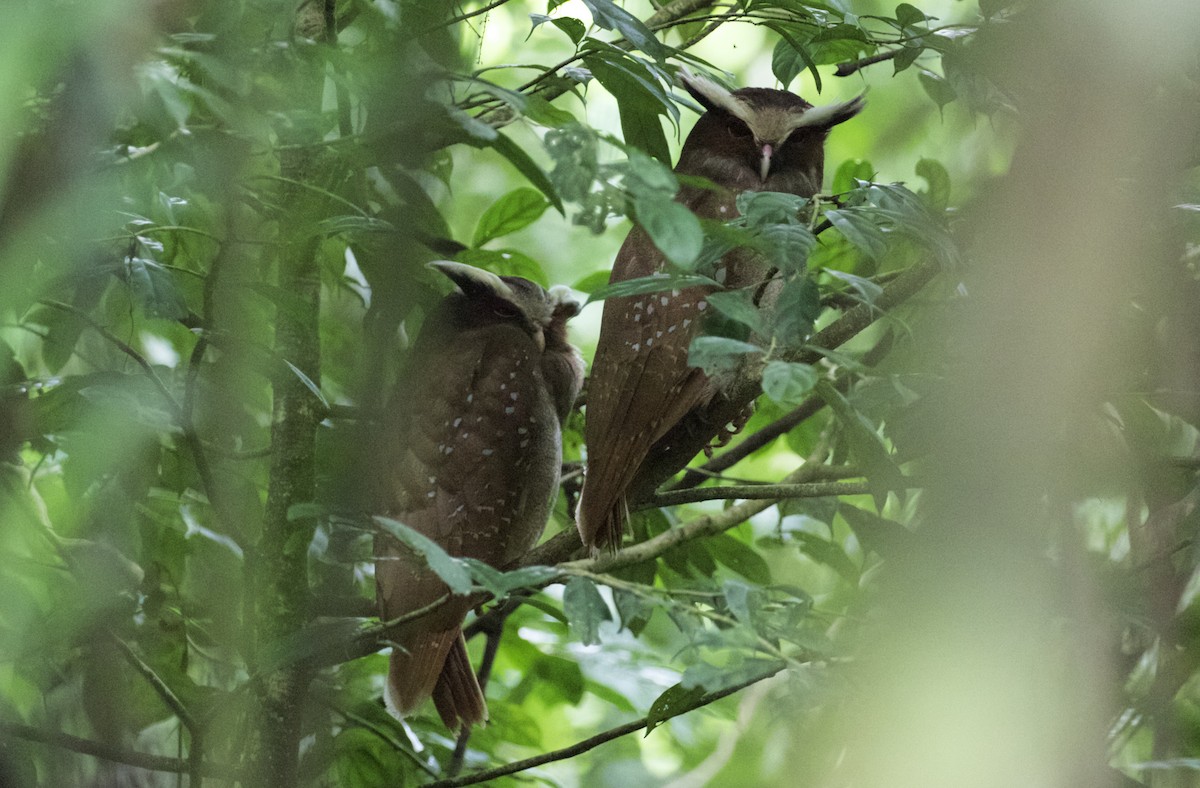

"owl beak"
[759,143,773,182]
[428,260,514,300]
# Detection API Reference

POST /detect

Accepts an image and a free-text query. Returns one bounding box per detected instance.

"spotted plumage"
[375,261,583,730]
[578,70,863,550]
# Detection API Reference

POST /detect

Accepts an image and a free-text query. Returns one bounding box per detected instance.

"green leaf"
[825,208,888,260]
[681,658,780,691]
[637,200,703,267]
[625,148,680,197]
[762,360,819,406]
[563,577,611,645]
[688,336,762,374]
[447,105,497,142]
[915,157,951,212]
[789,531,860,584]
[771,36,805,90]
[831,159,875,195]
[545,123,600,204]
[472,188,550,247]
[374,517,473,595]
[522,94,577,127]
[919,71,957,111]
[530,652,585,705]
[705,290,766,336]
[613,588,653,636]
[757,223,817,272]
[583,48,674,163]
[645,683,706,735]
[894,3,928,28]
[581,0,668,60]
[125,258,188,320]
[460,560,560,598]
[815,381,905,510]
[838,503,913,558]
[772,276,821,346]
[736,191,809,227]
[766,23,821,93]
[552,16,587,44]
[824,269,883,304]
[571,269,612,295]
[708,533,772,584]
[586,273,718,304]
[893,44,922,74]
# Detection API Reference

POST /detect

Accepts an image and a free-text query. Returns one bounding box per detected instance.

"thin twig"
[834,49,900,77]
[0,721,239,779]
[649,478,919,508]
[108,632,205,787]
[427,661,785,787]
[326,701,437,778]
[37,299,179,411]
[567,443,830,577]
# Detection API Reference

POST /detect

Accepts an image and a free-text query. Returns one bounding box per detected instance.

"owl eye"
[493,303,519,319]
[727,122,753,140]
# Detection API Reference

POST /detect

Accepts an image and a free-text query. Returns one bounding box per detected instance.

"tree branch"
[670,331,895,491]
[568,444,830,576]
[427,661,785,787]
[109,631,205,786]
[0,721,239,780]
[834,49,901,77]
[480,0,718,127]
[648,478,923,508]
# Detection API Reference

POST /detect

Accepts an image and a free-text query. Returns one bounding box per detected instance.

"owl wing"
[579,188,741,549]
[376,321,556,727]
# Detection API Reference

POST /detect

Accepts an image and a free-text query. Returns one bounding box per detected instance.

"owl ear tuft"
[548,285,582,318]
[428,260,515,301]
[792,93,866,132]
[677,68,755,126]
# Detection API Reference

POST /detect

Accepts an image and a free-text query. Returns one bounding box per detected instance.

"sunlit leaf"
[472,188,550,247]
[645,683,705,735]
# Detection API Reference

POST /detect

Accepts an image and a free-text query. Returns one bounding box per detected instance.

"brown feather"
[376,264,583,728]
[578,76,863,550]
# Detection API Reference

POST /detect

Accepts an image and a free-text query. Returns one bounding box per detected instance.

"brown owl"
[578,70,863,550]
[375,261,584,730]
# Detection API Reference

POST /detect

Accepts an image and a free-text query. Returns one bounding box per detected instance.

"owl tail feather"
[432,634,488,731]
[385,629,458,718]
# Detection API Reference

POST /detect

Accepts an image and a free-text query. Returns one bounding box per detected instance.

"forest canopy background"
[1,1,1199,787]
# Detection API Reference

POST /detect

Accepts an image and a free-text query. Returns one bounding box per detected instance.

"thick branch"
[246,4,331,784]
[428,661,785,787]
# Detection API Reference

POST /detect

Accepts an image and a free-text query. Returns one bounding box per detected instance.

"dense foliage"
[1,0,1198,786]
